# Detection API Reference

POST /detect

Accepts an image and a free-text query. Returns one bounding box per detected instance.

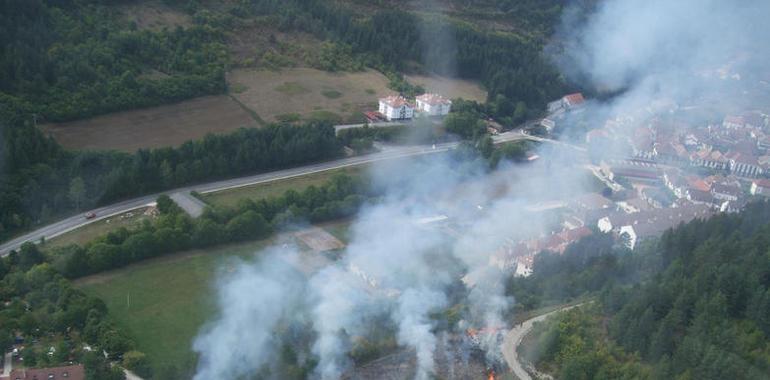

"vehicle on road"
[84,212,96,219]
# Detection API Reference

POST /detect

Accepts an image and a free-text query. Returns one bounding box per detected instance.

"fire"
[488,370,496,380]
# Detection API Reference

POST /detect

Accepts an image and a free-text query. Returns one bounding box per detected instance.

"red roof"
[753,179,770,188]
[563,93,585,107]
[9,365,85,380]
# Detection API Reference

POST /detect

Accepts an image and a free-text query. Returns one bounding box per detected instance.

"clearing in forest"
[228,67,396,124]
[40,95,258,152]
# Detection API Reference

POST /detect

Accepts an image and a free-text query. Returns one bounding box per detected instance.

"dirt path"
[501,305,582,380]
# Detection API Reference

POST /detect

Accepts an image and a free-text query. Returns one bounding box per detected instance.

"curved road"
[502,305,582,380]
[0,131,543,256]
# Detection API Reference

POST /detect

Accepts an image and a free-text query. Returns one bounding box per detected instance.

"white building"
[415,93,452,116]
[750,179,770,196]
[547,92,585,113]
[378,95,414,121]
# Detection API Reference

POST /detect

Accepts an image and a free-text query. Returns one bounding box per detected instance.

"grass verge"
[201,165,367,208]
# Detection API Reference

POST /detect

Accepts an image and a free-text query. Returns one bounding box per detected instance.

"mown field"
[76,221,351,374]
[404,74,487,102]
[40,95,258,152]
[228,67,394,124]
[200,165,367,208]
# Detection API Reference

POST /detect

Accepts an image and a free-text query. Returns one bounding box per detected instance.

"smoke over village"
[188,0,770,379]
[3,0,768,379]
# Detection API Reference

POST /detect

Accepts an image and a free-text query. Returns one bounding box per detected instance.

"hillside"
[511,201,770,379]
[0,0,567,243]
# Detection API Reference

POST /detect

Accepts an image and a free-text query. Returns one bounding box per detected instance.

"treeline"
[53,173,373,278]
[0,119,342,242]
[509,201,770,379]
[0,0,228,122]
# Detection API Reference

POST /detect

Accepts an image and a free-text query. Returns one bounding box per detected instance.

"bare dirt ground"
[295,227,346,252]
[228,67,396,123]
[344,333,492,380]
[116,0,192,31]
[40,95,258,152]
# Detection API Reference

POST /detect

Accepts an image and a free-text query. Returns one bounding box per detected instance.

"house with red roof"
[378,95,414,121]
[547,92,586,113]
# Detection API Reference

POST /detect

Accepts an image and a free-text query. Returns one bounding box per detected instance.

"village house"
[690,148,728,170]
[750,179,770,196]
[598,204,712,234]
[710,182,742,201]
[547,92,585,113]
[415,93,451,116]
[726,151,763,177]
[378,95,414,121]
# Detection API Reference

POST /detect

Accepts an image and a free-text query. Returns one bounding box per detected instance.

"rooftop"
[563,93,585,107]
[8,365,85,380]
[379,95,412,108]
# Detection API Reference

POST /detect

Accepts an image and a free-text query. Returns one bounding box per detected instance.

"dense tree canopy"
[511,201,770,379]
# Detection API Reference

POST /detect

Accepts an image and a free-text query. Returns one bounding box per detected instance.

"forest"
[1,0,569,241]
[507,200,770,379]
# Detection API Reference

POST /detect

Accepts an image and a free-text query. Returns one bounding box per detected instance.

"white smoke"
[554,0,770,113]
[394,288,447,380]
[192,248,307,379]
[191,1,770,379]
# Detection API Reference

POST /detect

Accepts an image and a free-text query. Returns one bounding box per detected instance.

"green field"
[76,221,352,374]
[200,165,367,208]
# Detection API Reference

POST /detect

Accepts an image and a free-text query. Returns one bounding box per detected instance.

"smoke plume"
[192,249,307,379]
[193,1,770,379]
[553,0,770,113]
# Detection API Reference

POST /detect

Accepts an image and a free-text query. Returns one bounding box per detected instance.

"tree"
[18,242,45,271]
[123,351,152,378]
[443,112,485,139]
[156,195,180,215]
[69,177,86,210]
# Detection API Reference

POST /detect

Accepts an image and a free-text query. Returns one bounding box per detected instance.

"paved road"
[501,305,581,380]
[2,351,11,377]
[123,368,145,380]
[0,131,541,256]
[170,191,207,217]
